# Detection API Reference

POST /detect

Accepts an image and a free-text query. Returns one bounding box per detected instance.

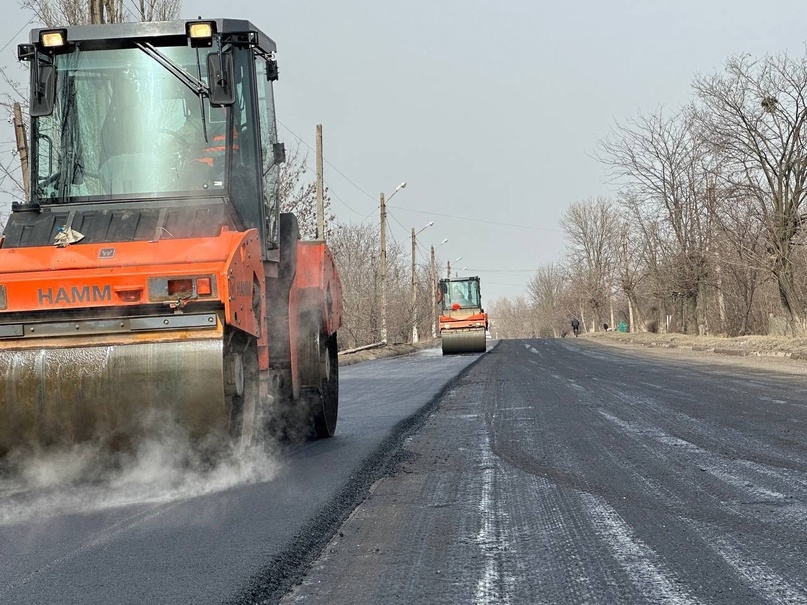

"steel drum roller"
[441,329,487,355]
[0,336,228,455]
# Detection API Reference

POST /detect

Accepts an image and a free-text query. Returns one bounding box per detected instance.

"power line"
[392,206,562,233]
[464,268,540,273]
[276,122,560,236]
[277,120,377,205]
[322,178,373,219]
[0,19,36,55]
[484,281,530,288]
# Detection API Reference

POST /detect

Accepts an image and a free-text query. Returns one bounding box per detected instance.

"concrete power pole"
[380,192,387,344]
[411,228,418,343]
[430,245,436,339]
[12,103,30,202]
[315,124,324,240]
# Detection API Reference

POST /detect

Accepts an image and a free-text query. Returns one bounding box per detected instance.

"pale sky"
[2,1,807,301]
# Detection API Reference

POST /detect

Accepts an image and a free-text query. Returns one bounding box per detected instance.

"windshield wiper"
[135,42,210,97]
[136,42,211,142]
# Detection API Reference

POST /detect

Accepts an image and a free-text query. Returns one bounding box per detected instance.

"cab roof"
[30,18,276,53]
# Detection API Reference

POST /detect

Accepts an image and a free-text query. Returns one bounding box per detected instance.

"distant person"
[571,318,580,337]
[603,323,609,331]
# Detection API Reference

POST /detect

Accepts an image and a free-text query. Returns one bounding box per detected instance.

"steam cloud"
[0,416,282,526]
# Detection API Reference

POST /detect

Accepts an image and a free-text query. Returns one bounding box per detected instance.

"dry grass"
[584,330,807,360]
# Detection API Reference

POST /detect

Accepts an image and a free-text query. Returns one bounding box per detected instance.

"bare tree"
[612,206,648,332]
[488,296,534,339]
[693,53,807,335]
[560,196,620,331]
[20,0,179,26]
[527,262,569,337]
[328,222,381,347]
[600,108,713,334]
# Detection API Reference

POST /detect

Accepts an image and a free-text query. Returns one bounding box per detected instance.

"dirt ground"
[582,330,807,376]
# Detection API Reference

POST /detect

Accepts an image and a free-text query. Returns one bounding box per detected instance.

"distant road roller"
[437,277,488,355]
[0,19,342,455]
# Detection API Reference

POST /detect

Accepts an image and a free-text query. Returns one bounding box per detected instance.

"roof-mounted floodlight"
[40,30,67,48]
[186,21,216,47]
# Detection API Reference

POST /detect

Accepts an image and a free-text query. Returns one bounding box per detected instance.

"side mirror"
[207,52,235,106]
[266,58,279,82]
[31,64,56,117]
[273,142,286,165]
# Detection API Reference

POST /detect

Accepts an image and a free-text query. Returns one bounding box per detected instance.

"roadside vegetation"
[492,53,807,343]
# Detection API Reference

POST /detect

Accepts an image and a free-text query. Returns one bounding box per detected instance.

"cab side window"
[254,57,280,247]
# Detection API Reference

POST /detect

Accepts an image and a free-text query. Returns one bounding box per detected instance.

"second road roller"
[438,276,488,355]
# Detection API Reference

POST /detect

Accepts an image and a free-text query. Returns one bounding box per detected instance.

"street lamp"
[411,221,433,343]
[430,238,448,338]
[447,256,462,278]
[380,181,407,344]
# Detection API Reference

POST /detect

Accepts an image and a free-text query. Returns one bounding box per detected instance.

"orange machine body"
[0,227,267,362]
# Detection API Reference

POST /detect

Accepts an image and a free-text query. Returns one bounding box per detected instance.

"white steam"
[0,418,282,526]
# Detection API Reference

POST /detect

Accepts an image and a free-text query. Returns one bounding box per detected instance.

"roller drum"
[0,339,227,455]
[441,329,487,355]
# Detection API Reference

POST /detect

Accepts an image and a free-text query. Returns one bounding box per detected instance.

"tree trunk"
[773,255,805,336]
[715,260,727,334]
[697,279,708,336]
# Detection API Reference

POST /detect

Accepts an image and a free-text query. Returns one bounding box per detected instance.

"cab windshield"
[444,279,481,309]
[33,44,227,202]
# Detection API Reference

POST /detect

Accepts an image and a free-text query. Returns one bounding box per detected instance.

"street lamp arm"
[386,181,407,203]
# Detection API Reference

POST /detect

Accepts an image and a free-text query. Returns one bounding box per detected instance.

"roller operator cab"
[438,276,488,355]
[0,20,343,455]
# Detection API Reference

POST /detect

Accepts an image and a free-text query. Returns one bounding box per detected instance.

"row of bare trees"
[491,51,807,339]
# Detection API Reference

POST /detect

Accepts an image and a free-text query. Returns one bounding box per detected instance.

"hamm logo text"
[38,285,112,305]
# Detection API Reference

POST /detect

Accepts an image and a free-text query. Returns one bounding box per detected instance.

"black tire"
[224,331,261,451]
[297,310,339,439]
[278,212,299,285]
[311,332,338,438]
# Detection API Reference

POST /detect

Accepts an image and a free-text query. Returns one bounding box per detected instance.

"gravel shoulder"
[581,331,807,377]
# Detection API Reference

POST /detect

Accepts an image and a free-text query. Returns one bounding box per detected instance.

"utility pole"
[90,0,103,23]
[315,124,324,240]
[430,245,436,339]
[380,192,387,344]
[411,228,418,343]
[378,182,406,344]
[12,103,29,202]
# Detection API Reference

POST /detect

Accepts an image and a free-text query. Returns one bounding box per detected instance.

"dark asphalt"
[0,346,482,605]
[283,338,807,605]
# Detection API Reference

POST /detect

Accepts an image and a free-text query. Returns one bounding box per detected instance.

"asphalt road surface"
[0,347,482,605]
[283,338,807,605]
[5,338,807,605]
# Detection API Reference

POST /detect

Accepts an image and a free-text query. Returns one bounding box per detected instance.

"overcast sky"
[2,1,807,301]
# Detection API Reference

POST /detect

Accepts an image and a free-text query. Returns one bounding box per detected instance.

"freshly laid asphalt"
[0,346,483,605]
